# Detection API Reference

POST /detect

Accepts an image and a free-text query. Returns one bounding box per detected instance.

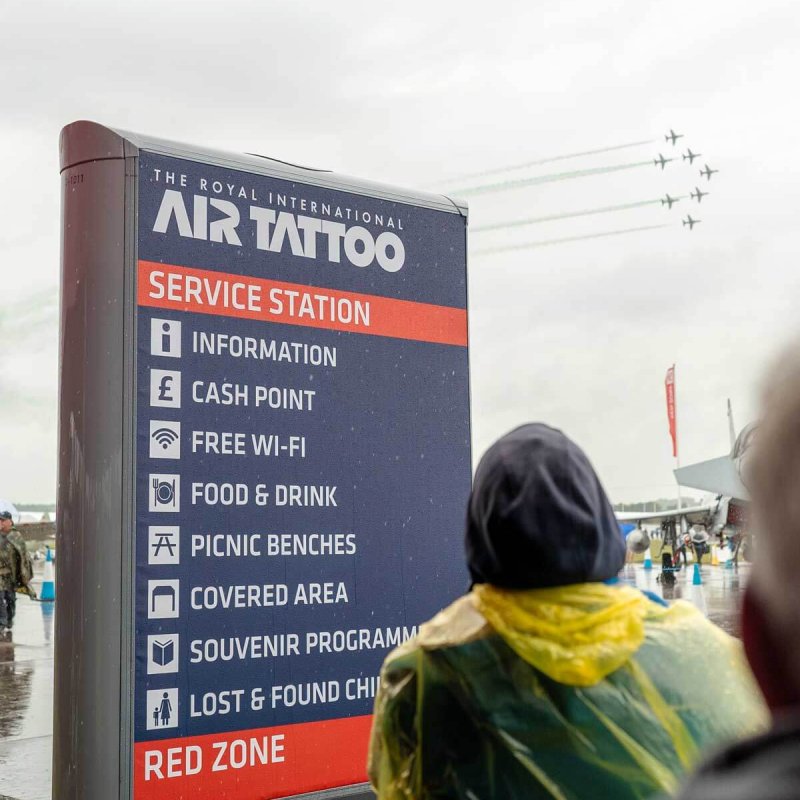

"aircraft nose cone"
[626,529,651,554]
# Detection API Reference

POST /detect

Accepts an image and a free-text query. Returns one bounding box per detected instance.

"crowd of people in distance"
[366,339,800,800]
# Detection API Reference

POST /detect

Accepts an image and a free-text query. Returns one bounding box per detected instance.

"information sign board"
[57,122,470,800]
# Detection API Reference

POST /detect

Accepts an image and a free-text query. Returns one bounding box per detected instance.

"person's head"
[466,423,625,589]
[743,339,800,712]
[0,512,12,533]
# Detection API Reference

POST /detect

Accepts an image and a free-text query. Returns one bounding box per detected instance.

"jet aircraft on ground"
[665,129,684,145]
[618,403,754,564]
[661,194,680,209]
[654,153,673,170]
[683,215,701,230]
[690,187,709,203]
[682,149,701,164]
[700,164,719,180]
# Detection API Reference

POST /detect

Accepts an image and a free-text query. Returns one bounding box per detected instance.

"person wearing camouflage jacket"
[0,512,20,633]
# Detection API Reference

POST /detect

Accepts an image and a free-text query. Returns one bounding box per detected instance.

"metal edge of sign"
[278,784,374,800]
[56,138,130,800]
[462,208,474,475]
[60,121,468,219]
[120,149,140,800]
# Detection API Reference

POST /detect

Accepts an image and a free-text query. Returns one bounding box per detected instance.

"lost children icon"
[146,688,178,730]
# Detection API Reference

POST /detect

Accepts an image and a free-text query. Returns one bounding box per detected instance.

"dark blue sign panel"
[133,152,470,799]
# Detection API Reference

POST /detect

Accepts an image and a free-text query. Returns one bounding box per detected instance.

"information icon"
[150,318,182,358]
[147,633,180,675]
[149,474,180,512]
[149,420,181,460]
[146,688,178,730]
[150,369,181,409]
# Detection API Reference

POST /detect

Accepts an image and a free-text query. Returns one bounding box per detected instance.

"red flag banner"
[665,365,677,457]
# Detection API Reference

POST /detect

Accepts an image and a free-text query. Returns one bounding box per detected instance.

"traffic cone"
[711,545,719,566]
[40,547,55,602]
[692,563,703,585]
[41,600,55,642]
[688,580,708,615]
[643,546,653,570]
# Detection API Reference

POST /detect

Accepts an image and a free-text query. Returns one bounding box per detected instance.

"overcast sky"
[1,0,798,504]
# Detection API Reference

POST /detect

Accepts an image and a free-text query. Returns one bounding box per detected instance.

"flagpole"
[674,363,682,512]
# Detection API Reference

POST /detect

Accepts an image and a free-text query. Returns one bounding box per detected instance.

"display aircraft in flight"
[654,153,673,170]
[665,129,684,145]
[690,187,709,203]
[683,215,701,230]
[682,148,701,164]
[661,194,680,209]
[700,164,719,180]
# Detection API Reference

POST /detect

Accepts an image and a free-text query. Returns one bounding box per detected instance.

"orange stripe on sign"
[137,260,468,347]
[133,715,373,800]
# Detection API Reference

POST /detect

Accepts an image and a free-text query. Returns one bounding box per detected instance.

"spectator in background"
[678,342,800,800]
[674,532,692,568]
[691,526,710,566]
[0,511,34,600]
[369,424,766,800]
[0,512,20,640]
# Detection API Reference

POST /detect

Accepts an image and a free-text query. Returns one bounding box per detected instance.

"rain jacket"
[7,528,33,588]
[368,582,766,800]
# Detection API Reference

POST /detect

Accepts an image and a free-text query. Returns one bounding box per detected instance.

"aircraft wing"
[674,456,748,501]
[616,503,717,525]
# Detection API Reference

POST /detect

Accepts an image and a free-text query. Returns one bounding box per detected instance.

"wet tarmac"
[0,576,54,800]
[0,561,751,800]
[620,559,750,637]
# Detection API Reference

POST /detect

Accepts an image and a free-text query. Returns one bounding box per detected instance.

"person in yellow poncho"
[368,424,766,800]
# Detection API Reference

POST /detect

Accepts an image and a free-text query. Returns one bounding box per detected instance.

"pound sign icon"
[150,369,181,409]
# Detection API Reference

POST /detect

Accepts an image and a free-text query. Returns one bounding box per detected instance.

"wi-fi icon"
[152,427,179,450]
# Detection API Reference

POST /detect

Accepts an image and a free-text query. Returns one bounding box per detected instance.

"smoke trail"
[471,224,668,255]
[455,160,653,197]
[435,139,656,186]
[472,199,663,232]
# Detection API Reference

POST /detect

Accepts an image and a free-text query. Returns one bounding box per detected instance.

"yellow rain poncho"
[368,583,766,800]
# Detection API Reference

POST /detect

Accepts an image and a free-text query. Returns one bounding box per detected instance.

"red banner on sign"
[137,260,468,347]
[665,364,677,458]
[134,715,372,800]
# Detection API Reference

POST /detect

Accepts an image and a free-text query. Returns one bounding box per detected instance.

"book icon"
[146,633,179,675]
[152,638,175,666]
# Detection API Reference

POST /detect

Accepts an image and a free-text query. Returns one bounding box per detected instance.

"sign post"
[57,121,471,800]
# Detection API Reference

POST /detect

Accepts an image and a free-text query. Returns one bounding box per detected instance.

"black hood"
[466,423,625,589]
